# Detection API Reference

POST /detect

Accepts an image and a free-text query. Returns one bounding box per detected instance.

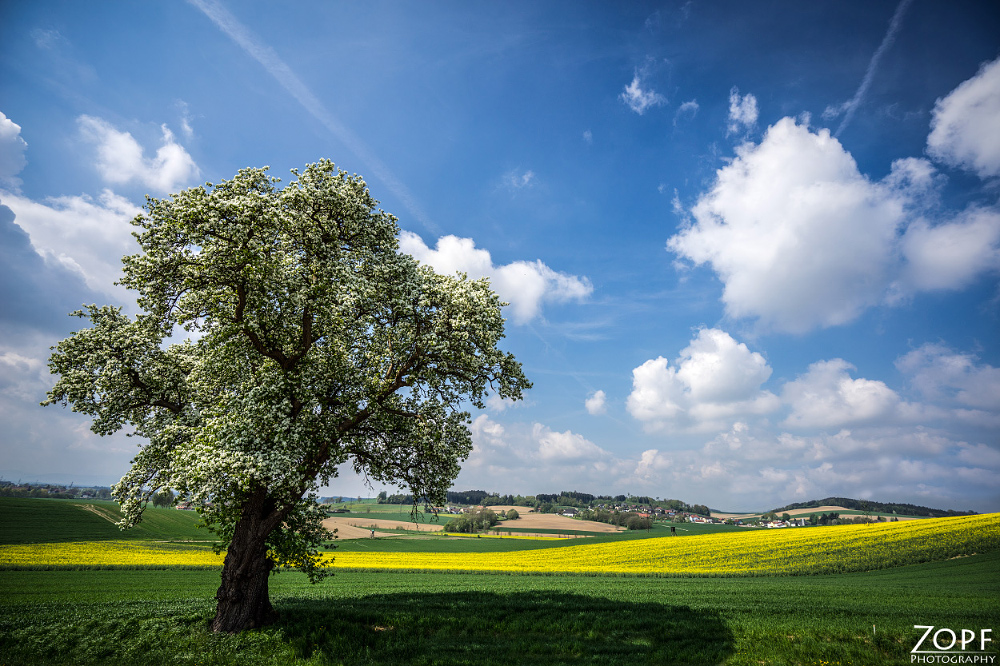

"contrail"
[834,0,913,138]
[187,0,439,234]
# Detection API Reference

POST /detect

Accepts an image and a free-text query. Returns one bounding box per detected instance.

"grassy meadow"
[1,497,998,665]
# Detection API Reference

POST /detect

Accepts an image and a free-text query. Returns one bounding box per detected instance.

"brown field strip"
[321,516,444,539]
[486,507,624,533]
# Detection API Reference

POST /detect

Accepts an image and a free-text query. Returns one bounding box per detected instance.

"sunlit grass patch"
[439,532,564,540]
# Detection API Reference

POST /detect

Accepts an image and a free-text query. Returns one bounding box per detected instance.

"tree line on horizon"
[376,489,711,516]
[770,496,976,518]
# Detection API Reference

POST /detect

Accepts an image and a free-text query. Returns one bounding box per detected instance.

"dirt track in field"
[75,503,119,524]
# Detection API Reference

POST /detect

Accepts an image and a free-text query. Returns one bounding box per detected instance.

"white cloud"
[620,73,666,115]
[485,394,517,413]
[781,359,906,429]
[674,99,699,125]
[0,189,141,301]
[533,423,608,463]
[0,111,28,190]
[727,87,758,134]
[77,115,199,193]
[898,206,1000,292]
[502,169,535,190]
[670,118,904,332]
[626,328,779,432]
[632,448,674,484]
[956,443,1000,470]
[582,129,593,144]
[176,100,195,141]
[927,56,1000,179]
[667,118,994,333]
[896,344,1000,412]
[454,407,999,511]
[0,331,136,487]
[398,231,592,324]
[584,390,606,415]
[457,415,626,491]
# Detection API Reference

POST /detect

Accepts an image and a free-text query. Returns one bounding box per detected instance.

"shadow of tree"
[275,590,734,665]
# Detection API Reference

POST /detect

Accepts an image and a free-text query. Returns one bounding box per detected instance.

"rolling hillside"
[0,497,210,545]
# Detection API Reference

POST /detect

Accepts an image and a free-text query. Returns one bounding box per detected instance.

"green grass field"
[1,497,997,665]
[1,554,997,665]
[0,497,210,545]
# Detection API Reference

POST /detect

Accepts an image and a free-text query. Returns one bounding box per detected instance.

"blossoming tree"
[43,161,530,632]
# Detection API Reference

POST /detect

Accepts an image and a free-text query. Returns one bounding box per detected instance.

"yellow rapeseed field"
[0,540,224,568]
[327,513,1000,575]
[2,513,996,575]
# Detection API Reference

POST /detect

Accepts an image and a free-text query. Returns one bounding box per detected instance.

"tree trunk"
[211,499,279,633]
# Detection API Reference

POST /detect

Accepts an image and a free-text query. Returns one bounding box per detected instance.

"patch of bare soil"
[501,511,623,533]
[321,516,444,540]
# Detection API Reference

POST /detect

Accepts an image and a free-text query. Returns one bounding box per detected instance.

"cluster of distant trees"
[752,510,900,526]
[443,507,499,533]
[376,489,712,517]
[771,497,975,518]
[0,480,184,509]
[443,507,521,533]
[378,490,537,507]
[805,513,897,526]
[151,489,175,508]
[575,509,653,531]
[0,480,112,500]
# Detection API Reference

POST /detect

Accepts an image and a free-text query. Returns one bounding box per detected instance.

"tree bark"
[211,498,279,633]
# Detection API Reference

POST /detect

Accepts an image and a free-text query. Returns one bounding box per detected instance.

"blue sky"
[2,1,999,512]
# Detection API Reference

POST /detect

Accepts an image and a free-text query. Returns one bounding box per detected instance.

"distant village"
[0,479,112,500]
[0,480,942,527]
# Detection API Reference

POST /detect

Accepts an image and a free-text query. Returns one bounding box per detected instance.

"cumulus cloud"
[620,72,666,115]
[0,189,141,301]
[669,117,1000,333]
[398,231,592,324]
[727,87,758,135]
[0,112,28,190]
[77,115,199,193]
[927,56,1000,179]
[0,203,104,332]
[0,329,137,487]
[626,328,779,432]
[897,344,1000,412]
[534,423,608,463]
[898,206,1000,292]
[456,414,626,491]
[485,394,518,413]
[781,359,909,429]
[584,390,606,415]
[669,118,907,332]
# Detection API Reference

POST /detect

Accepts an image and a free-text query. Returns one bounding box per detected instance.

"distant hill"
[0,497,210,545]
[769,497,975,518]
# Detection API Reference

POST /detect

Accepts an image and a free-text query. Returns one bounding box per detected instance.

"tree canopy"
[44,161,530,631]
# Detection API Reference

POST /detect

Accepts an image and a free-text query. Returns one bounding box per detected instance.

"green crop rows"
[1,497,997,665]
